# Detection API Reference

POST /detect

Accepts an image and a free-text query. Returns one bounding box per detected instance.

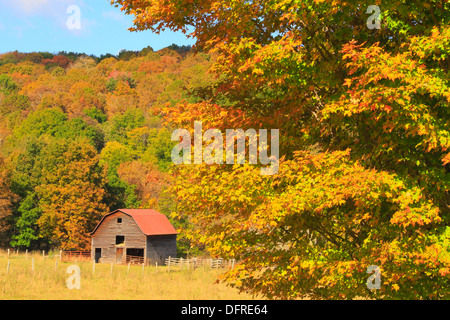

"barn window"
[116,235,125,245]
[117,218,122,224]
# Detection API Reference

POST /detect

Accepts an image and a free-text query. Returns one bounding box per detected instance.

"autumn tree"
[6,109,107,249]
[112,0,450,299]
[0,157,17,246]
[0,75,17,94]
[118,160,169,208]
[36,139,108,250]
[41,55,72,70]
[104,108,145,143]
[99,141,139,210]
[7,108,105,151]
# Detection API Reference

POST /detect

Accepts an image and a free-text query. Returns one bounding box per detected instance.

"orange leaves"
[117,160,169,208]
[323,34,450,167]
[162,101,251,133]
[390,202,441,228]
[438,268,450,277]
[442,153,450,166]
[36,140,109,250]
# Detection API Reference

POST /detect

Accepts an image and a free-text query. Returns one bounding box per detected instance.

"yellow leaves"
[252,68,264,75]
[417,124,428,136]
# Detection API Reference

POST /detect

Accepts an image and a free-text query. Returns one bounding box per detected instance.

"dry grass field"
[0,250,257,300]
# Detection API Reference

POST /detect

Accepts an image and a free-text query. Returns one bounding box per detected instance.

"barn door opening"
[95,248,101,263]
[116,248,124,263]
[126,248,144,264]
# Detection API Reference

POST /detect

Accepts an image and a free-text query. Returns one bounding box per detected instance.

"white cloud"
[0,0,95,34]
[1,0,78,16]
[17,0,51,14]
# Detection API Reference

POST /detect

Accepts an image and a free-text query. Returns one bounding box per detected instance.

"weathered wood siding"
[146,234,177,265]
[91,212,146,264]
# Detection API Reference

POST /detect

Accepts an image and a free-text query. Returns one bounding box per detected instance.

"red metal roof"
[91,209,177,236]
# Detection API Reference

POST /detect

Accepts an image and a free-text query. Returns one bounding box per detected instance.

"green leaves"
[0,75,17,94]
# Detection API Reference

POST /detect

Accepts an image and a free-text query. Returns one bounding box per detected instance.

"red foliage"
[41,55,72,69]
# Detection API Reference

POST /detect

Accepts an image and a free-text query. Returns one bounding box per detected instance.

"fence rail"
[2,249,237,270]
[61,251,91,262]
[126,255,145,265]
[165,257,236,270]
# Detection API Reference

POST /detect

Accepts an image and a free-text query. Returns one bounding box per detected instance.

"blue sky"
[0,0,196,56]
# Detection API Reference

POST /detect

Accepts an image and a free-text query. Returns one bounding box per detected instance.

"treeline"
[0,44,193,68]
[0,45,213,254]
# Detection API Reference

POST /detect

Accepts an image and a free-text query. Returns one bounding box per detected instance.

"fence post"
[168,256,171,272]
[155,262,158,274]
[25,249,28,259]
[42,250,45,260]
[7,260,10,274]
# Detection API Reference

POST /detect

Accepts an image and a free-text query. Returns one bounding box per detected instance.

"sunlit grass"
[0,250,257,300]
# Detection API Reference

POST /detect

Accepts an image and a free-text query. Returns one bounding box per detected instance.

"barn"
[90,209,177,265]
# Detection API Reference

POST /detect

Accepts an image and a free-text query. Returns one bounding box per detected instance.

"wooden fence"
[61,251,91,262]
[126,255,145,265]
[165,257,236,271]
[2,249,236,269]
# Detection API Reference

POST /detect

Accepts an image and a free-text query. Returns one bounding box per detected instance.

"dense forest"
[0,45,214,254]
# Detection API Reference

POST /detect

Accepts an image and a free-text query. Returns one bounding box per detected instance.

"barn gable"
[91,209,177,236]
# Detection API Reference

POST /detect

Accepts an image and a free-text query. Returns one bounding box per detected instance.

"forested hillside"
[0,45,214,252]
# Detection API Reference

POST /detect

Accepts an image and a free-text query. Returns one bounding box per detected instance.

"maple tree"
[112,0,450,299]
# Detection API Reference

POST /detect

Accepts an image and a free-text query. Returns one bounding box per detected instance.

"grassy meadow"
[0,250,256,300]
